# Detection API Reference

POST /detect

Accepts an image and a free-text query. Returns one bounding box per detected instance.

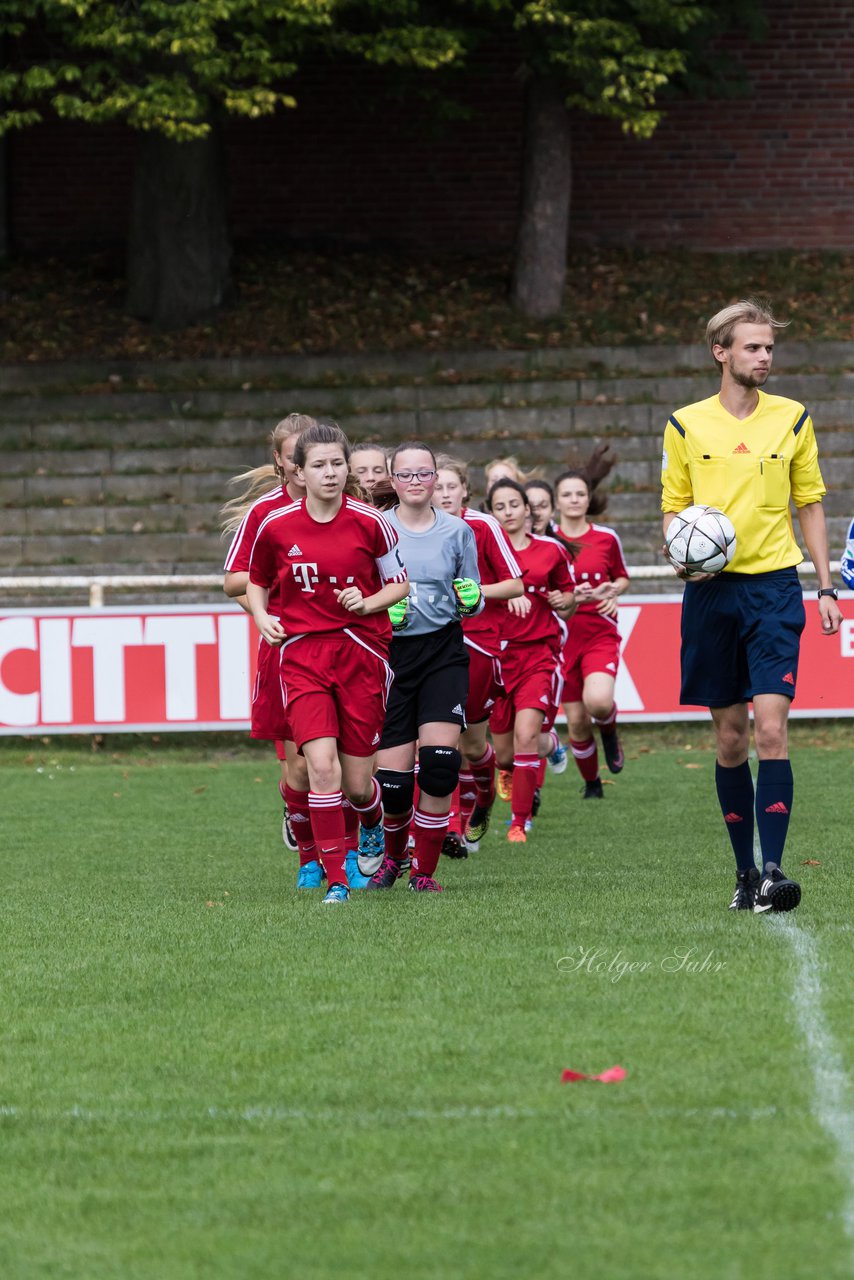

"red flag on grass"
[561,1065,627,1084]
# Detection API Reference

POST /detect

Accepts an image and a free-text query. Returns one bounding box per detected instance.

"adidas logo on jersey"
[732,442,751,454]
[484,698,495,709]
[451,704,463,716]
[372,731,380,745]
[287,544,302,556]
[782,671,795,685]
[539,695,549,704]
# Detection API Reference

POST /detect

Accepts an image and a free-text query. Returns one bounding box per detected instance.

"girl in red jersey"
[434,456,524,852]
[524,479,559,539]
[246,421,409,904]
[554,449,630,799]
[350,443,389,493]
[221,414,324,883]
[486,480,577,843]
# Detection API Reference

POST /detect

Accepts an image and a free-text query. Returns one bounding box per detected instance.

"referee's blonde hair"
[705,299,788,360]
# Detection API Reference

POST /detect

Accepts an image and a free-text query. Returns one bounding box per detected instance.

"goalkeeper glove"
[388,598,410,632]
[453,577,482,617]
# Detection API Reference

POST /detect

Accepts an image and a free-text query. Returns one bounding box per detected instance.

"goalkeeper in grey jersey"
[364,442,482,895]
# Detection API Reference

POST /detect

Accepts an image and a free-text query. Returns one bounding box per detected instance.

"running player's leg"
[565,699,603,798]
[460,720,494,849]
[584,670,623,774]
[751,693,800,911]
[372,740,417,887]
[300,734,349,892]
[282,738,323,887]
[341,754,382,882]
[410,721,462,887]
[508,707,545,840]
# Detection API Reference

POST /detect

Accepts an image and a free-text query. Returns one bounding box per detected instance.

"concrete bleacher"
[1,342,852,604]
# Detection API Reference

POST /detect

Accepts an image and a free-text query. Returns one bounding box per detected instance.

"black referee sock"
[755,758,794,870]
[715,760,756,872]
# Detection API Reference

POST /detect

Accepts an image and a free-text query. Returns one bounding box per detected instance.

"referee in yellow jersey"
[661,300,843,915]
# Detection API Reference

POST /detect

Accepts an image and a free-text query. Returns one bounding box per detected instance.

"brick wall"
[9,0,854,254]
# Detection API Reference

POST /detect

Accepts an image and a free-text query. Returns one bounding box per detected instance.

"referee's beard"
[729,367,770,390]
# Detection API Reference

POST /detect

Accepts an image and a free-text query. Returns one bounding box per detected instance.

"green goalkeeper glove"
[388,598,410,631]
[453,577,482,616]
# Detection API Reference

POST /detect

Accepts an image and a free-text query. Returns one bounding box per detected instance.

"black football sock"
[755,758,794,870]
[715,760,756,872]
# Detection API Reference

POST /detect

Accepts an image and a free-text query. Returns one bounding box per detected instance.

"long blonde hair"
[220,413,317,534]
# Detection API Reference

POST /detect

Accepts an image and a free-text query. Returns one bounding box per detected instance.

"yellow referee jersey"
[660,390,826,574]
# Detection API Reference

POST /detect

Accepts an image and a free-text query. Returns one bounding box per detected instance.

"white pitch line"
[0,1102,780,1125]
[748,769,854,1244]
[773,917,854,1241]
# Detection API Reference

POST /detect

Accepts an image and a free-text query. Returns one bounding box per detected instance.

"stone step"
[2,340,854,393]
[5,371,854,431]
[5,510,851,574]
[2,436,853,513]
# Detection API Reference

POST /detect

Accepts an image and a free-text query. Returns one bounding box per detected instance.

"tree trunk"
[511,74,572,319]
[126,122,232,328]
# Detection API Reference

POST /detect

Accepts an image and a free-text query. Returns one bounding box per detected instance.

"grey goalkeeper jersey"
[385,505,482,636]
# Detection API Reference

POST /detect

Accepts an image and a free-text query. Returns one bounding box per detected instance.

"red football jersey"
[224,484,292,609]
[248,495,407,651]
[501,534,573,649]
[461,507,523,656]
[567,524,629,614]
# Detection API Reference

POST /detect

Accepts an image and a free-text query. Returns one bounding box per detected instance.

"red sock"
[594,704,618,733]
[349,775,383,829]
[536,758,547,786]
[308,790,348,886]
[570,737,600,783]
[447,783,462,835]
[469,744,496,807]
[511,753,539,827]
[385,807,414,861]
[411,805,450,878]
[284,784,316,866]
[341,795,359,854]
[459,770,477,829]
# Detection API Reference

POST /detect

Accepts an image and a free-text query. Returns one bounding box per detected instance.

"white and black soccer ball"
[665,505,736,577]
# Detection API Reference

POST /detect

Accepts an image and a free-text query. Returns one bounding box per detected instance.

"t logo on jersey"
[291,562,319,593]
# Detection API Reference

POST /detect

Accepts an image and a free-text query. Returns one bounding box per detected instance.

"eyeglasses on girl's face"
[393,469,436,484]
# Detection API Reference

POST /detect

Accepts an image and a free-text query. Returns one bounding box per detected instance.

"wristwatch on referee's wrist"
[817,587,839,600]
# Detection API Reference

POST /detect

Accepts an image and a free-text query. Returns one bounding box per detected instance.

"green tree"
[460,0,765,317]
[0,1,464,326]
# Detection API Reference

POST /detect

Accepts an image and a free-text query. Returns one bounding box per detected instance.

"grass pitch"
[1,725,852,1279]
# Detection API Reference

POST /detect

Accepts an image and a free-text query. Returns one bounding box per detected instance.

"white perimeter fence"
[0,561,835,608]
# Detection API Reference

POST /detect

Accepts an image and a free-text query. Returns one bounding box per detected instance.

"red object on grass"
[561,1065,627,1083]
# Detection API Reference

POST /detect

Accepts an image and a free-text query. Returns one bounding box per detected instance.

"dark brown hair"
[555,443,618,519]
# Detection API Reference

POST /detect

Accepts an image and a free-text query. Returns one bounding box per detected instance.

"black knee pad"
[417,745,462,798]
[376,768,415,813]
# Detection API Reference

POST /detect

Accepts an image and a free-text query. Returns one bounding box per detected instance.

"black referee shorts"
[379,620,469,750]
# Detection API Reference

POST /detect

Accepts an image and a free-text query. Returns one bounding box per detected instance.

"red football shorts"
[488,641,563,734]
[464,643,504,724]
[280,631,392,757]
[251,635,292,741]
[561,612,621,703]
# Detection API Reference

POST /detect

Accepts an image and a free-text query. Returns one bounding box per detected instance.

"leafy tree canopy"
[0,0,467,138]
[460,0,763,137]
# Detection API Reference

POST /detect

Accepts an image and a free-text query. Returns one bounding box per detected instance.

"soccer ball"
[665,505,736,577]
